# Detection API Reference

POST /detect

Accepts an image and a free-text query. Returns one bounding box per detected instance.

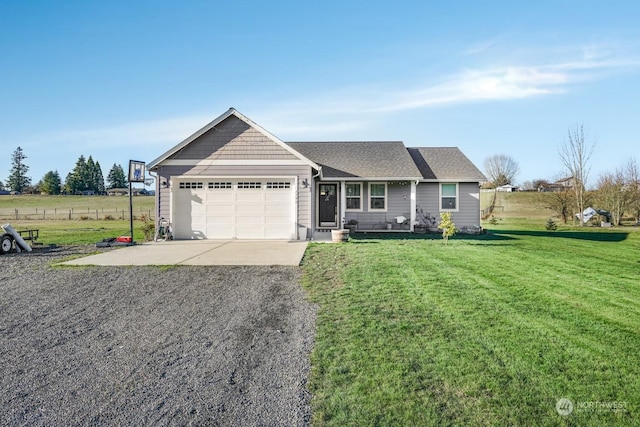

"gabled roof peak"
[148,108,318,170]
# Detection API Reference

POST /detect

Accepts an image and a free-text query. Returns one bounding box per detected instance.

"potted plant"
[345,219,358,233]
[331,228,350,243]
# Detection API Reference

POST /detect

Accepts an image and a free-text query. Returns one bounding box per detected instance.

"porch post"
[410,180,417,232]
[340,181,346,229]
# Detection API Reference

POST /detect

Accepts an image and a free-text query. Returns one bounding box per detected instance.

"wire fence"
[0,207,155,221]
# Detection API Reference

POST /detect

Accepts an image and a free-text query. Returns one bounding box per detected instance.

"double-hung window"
[346,183,362,210]
[369,183,387,211]
[440,183,458,211]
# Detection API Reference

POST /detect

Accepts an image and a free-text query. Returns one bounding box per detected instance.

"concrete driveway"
[61,240,308,266]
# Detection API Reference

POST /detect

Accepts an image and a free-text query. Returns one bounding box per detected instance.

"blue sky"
[1,1,639,187]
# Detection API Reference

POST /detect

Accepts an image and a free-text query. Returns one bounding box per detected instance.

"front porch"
[315,180,417,232]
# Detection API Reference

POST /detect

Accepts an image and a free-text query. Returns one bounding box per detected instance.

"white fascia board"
[232,109,320,169]
[173,175,296,180]
[326,176,423,182]
[419,178,480,183]
[161,159,310,166]
[148,108,237,170]
[148,108,320,170]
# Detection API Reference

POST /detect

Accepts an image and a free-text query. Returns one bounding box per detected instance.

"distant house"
[539,176,575,192]
[496,184,518,192]
[555,176,575,189]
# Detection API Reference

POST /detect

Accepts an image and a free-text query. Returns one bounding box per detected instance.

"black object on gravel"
[0,246,316,426]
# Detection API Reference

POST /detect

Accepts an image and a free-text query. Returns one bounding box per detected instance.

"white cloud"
[253,44,640,135]
[18,43,640,145]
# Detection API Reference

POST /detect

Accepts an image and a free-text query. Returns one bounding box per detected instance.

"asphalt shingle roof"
[407,147,487,181]
[287,141,423,179]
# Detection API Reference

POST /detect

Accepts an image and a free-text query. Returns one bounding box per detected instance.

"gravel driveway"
[0,246,316,426]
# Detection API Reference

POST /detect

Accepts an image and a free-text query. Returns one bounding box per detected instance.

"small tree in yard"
[559,123,596,226]
[596,170,630,226]
[546,189,574,224]
[625,158,640,224]
[438,212,456,244]
[545,218,558,231]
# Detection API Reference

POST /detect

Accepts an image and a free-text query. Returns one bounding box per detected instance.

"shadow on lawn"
[490,229,630,242]
[350,232,515,242]
[350,228,630,243]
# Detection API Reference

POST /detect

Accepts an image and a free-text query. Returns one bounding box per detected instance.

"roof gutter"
[312,166,323,181]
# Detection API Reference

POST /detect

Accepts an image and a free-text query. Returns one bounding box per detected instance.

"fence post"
[43,210,46,220]
[15,209,18,220]
[69,210,72,220]
[96,210,99,220]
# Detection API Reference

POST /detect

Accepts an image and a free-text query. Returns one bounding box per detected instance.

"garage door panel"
[236,215,264,226]
[174,179,294,239]
[236,226,265,239]
[206,225,235,239]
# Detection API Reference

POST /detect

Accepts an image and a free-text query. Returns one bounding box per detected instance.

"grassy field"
[0,195,155,244]
[301,227,640,426]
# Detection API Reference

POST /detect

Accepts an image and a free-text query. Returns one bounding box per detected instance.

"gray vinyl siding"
[415,182,481,228]
[344,182,412,227]
[169,115,298,161]
[155,164,312,232]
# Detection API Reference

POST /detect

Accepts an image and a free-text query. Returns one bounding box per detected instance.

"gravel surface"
[0,246,316,426]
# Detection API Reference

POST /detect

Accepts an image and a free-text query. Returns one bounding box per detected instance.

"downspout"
[148,169,160,228]
[311,167,322,234]
[410,179,419,232]
[340,181,346,229]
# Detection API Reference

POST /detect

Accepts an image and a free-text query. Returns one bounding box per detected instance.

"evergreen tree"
[86,156,96,192]
[7,146,31,193]
[107,163,127,189]
[94,161,105,194]
[65,155,87,194]
[39,170,62,195]
[64,171,80,194]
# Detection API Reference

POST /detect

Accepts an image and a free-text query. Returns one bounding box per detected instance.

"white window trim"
[440,182,459,212]
[368,182,387,212]
[345,182,363,212]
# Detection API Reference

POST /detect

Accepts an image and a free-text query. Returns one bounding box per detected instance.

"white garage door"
[173,179,295,240]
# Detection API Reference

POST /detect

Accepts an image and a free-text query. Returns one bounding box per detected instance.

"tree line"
[1,146,130,195]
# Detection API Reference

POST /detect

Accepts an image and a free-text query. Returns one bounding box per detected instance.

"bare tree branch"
[484,154,520,187]
[558,123,596,226]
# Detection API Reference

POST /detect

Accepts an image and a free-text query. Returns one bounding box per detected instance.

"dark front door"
[318,184,338,227]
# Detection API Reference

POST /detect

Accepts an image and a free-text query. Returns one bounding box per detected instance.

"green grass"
[301,229,640,426]
[0,194,154,218]
[5,220,150,244]
[0,195,155,244]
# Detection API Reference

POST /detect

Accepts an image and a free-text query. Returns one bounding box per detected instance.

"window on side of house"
[346,183,362,211]
[441,183,458,210]
[369,182,387,211]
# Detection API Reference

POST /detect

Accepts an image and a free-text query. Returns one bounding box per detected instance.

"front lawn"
[301,229,640,426]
